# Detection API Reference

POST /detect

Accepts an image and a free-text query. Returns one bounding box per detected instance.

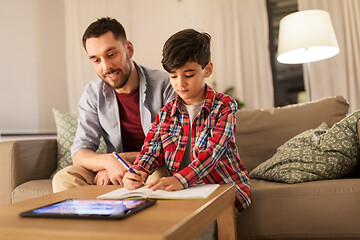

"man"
[52,17,175,192]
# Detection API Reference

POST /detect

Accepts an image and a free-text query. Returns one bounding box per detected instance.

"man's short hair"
[82,17,127,50]
[161,29,211,72]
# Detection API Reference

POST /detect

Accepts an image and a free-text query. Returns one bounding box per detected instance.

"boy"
[123,29,251,213]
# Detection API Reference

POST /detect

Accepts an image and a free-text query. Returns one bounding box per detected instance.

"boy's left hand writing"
[146,176,183,191]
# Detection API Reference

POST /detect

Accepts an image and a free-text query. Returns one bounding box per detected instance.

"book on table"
[97,184,220,200]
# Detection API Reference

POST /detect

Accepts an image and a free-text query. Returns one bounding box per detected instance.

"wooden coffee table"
[0,184,237,240]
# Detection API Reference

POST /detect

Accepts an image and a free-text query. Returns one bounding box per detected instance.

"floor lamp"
[277,9,340,101]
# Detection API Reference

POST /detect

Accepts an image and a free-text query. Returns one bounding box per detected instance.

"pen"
[112,152,138,174]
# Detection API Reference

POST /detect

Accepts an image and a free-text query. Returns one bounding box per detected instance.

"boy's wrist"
[131,165,149,175]
[172,173,190,189]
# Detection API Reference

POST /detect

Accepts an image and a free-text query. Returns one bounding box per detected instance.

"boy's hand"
[105,153,134,185]
[123,170,147,190]
[146,177,183,191]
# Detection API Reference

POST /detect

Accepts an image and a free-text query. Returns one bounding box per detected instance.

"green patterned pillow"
[249,110,360,183]
[51,108,107,176]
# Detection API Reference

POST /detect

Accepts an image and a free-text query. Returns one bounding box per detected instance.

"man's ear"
[126,40,134,58]
[204,62,213,78]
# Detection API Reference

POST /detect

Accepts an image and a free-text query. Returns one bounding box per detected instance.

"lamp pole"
[306,61,312,101]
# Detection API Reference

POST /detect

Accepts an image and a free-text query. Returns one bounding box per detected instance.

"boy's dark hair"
[82,17,127,50]
[161,29,211,72]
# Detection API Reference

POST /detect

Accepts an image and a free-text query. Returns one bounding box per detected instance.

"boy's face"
[85,31,134,90]
[169,61,213,105]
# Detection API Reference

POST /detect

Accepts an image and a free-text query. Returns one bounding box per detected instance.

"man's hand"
[93,170,110,185]
[146,176,183,191]
[73,150,139,185]
[123,170,148,190]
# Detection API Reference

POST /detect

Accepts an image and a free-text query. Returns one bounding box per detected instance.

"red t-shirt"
[116,89,145,152]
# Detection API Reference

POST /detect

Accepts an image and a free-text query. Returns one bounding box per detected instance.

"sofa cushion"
[52,108,107,176]
[235,96,349,172]
[12,179,53,203]
[249,110,360,183]
[237,178,360,239]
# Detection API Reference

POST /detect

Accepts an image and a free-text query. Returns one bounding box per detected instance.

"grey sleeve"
[163,76,177,104]
[71,86,102,158]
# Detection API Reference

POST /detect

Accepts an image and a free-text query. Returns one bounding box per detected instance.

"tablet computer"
[19,198,156,220]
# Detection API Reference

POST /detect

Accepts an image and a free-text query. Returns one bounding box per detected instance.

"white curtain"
[298,0,360,112]
[64,0,274,112]
[203,0,274,109]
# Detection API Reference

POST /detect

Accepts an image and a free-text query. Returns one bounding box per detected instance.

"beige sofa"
[0,139,56,205]
[1,95,359,239]
[235,95,360,239]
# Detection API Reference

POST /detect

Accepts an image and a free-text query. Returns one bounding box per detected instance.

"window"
[267,0,305,107]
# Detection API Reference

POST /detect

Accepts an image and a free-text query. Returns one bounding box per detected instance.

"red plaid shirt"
[132,84,251,211]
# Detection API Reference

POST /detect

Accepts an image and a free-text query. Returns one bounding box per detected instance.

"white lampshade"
[277,9,339,64]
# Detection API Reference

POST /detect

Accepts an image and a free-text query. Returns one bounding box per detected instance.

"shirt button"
[172,167,176,171]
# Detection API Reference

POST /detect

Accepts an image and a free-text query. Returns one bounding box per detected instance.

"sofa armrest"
[0,139,57,205]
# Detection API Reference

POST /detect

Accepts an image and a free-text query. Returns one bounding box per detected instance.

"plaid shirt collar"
[170,84,215,117]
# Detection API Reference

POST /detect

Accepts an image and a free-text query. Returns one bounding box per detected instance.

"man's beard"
[100,56,132,90]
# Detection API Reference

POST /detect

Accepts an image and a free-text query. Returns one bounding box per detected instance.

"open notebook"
[97,184,220,200]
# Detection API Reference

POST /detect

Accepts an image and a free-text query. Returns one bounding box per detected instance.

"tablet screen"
[20,199,156,219]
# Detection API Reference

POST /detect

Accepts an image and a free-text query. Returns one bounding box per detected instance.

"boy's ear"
[204,62,213,78]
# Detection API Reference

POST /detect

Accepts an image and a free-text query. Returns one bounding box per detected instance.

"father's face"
[85,31,133,90]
